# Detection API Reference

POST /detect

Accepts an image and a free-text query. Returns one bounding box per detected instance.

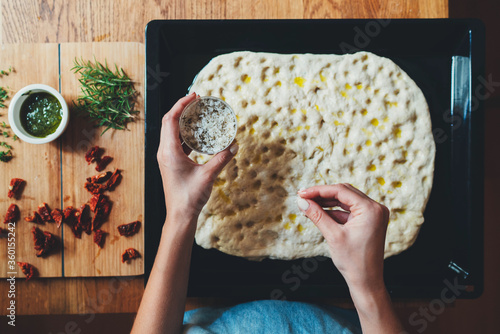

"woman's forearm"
[348,282,404,334]
[132,214,196,334]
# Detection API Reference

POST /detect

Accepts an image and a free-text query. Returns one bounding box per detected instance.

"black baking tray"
[145,19,484,299]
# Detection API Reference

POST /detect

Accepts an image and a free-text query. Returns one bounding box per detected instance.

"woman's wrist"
[165,205,198,223]
[348,279,390,316]
[162,210,198,237]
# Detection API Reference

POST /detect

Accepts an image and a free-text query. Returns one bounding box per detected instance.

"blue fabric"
[183,300,362,334]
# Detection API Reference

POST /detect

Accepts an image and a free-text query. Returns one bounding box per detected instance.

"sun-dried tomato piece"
[84,169,121,195]
[84,181,106,195]
[39,231,57,257]
[84,170,121,195]
[78,204,92,235]
[89,194,103,212]
[96,156,113,172]
[91,207,104,231]
[100,200,111,217]
[121,248,141,263]
[105,169,121,191]
[32,226,45,249]
[70,210,83,239]
[37,203,53,222]
[43,231,57,252]
[25,211,44,224]
[63,206,74,220]
[69,226,82,239]
[3,204,19,224]
[31,227,57,257]
[8,178,25,198]
[85,146,102,164]
[17,262,36,281]
[117,221,141,237]
[91,211,101,231]
[62,206,82,238]
[51,208,64,228]
[89,194,112,231]
[89,194,111,214]
[87,171,112,184]
[93,229,107,248]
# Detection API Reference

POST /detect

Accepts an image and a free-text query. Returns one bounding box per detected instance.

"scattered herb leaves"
[13,135,18,141]
[0,87,8,108]
[0,66,13,77]
[0,150,12,162]
[0,66,16,162]
[72,58,138,135]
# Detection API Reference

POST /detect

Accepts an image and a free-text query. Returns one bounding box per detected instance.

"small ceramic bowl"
[8,84,69,144]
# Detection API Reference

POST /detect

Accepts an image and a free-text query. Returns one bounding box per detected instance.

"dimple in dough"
[189,51,435,260]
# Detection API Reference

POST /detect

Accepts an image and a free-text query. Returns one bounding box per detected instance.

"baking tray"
[145,19,484,299]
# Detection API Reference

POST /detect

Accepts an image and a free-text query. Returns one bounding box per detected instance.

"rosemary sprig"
[72,58,138,135]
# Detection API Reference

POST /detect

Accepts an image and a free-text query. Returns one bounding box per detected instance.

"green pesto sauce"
[20,92,62,138]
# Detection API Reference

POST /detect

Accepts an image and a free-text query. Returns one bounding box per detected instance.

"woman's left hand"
[157,93,238,228]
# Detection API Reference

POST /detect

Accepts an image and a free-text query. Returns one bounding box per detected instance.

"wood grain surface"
[0,0,448,44]
[0,44,63,278]
[60,42,145,277]
[0,43,144,281]
[0,0,450,317]
[0,43,145,315]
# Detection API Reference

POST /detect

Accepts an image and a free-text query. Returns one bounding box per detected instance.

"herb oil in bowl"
[8,84,69,144]
[20,92,62,138]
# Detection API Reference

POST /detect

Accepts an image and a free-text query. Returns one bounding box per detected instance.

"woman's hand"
[157,93,238,226]
[134,92,238,334]
[298,185,404,334]
[297,184,389,291]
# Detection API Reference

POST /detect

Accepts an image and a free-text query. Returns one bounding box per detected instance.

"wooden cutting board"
[0,42,145,278]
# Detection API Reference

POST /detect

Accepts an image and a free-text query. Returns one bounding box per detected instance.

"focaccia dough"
[188,51,435,260]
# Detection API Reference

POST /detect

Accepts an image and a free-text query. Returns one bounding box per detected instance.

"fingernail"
[230,144,239,155]
[297,198,310,211]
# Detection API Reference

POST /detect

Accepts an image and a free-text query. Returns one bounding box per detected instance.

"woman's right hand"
[298,184,403,334]
[297,184,389,292]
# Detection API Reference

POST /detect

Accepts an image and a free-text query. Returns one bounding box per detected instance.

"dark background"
[145,18,483,299]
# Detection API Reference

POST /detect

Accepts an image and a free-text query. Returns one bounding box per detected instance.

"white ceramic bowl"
[8,84,69,144]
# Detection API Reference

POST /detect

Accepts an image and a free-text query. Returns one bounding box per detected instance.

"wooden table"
[1,0,450,317]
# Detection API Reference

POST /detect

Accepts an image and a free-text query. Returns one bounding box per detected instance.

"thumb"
[297,197,340,236]
[202,144,239,180]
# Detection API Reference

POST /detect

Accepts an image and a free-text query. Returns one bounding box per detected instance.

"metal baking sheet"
[145,19,484,298]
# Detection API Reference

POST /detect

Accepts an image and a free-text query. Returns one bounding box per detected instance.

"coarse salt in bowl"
[179,96,237,155]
